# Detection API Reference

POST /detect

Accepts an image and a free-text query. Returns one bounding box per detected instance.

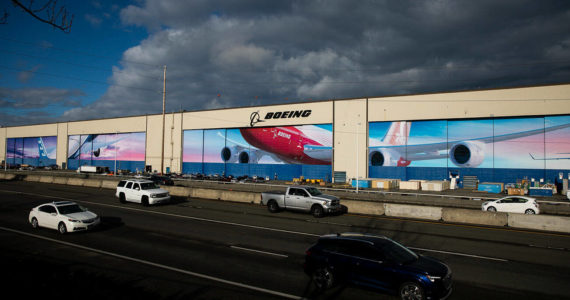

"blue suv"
[304,233,452,300]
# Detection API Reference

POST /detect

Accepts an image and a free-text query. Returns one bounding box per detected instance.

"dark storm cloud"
[62,0,570,122]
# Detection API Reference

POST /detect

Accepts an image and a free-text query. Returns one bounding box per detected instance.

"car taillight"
[534,202,539,208]
[305,250,311,256]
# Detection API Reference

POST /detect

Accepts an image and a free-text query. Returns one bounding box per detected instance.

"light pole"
[160,65,166,174]
[356,119,361,193]
[114,131,117,176]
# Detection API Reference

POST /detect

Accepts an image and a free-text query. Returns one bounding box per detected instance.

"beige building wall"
[0,127,6,164]
[67,116,147,135]
[369,84,570,122]
[182,101,333,130]
[56,123,68,167]
[333,99,368,181]
[7,123,58,137]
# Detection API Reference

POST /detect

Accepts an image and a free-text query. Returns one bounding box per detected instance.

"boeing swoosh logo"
[250,111,264,127]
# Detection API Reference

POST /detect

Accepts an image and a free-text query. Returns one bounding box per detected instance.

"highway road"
[1,180,570,299]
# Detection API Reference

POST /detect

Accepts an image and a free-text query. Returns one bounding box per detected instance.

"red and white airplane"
[369,121,570,168]
[220,125,332,165]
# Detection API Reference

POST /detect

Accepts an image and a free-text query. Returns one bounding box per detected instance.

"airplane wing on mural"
[529,153,570,160]
[68,134,124,159]
[303,145,332,162]
[370,122,570,168]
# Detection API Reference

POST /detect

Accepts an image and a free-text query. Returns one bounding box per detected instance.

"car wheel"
[313,267,334,290]
[399,282,425,300]
[58,222,67,234]
[525,209,536,215]
[267,200,280,213]
[142,196,149,206]
[31,217,39,229]
[311,205,324,218]
[487,206,497,212]
[119,193,126,204]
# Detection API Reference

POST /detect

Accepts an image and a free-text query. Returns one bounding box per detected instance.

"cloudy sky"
[1,0,569,126]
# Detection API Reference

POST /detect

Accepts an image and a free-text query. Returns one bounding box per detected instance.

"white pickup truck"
[261,186,342,218]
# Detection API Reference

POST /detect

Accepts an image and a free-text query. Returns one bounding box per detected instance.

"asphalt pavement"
[1,180,570,299]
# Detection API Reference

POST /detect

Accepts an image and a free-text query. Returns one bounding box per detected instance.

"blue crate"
[477,183,503,194]
[529,187,553,196]
[352,179,370,188]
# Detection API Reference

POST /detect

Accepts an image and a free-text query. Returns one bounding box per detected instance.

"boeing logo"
[250,111,264,127]
[250,110,312,127]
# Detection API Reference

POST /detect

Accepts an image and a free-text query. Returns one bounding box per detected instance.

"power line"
[0,36,163,68]
[0,65,160,93]
[0,48,164,81]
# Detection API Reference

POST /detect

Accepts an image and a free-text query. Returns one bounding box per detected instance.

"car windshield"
[375,239,418,264]
[140,182,159,190]
[306,187,322,196]
[58,204,86,215]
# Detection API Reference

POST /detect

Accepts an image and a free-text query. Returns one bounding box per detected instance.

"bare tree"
[3,0,73,33]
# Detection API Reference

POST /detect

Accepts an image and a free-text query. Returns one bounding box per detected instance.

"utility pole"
[161,65,166,175]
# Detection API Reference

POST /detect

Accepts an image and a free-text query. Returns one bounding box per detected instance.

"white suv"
[116,179,170,206]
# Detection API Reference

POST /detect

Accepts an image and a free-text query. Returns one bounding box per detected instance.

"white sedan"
[29,201,101,234]
[482,196,540,214]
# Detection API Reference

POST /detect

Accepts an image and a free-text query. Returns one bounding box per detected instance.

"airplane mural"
[6,136,57,165]
[369,117,570,169]
[184,125,333,165]
[67,133,145,161]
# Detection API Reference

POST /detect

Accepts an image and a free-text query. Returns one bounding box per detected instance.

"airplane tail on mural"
[38,137,49,159]
[382,121,411,146]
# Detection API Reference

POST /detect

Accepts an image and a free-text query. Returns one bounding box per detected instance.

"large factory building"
[2,83,570,186]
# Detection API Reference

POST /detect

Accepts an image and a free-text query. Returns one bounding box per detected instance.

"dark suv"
[304,233,452,300]
[149,175,174,186]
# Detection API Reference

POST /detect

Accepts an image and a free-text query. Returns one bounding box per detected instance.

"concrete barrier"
[508,214,570,233]
[0,173,17,180]
[192,188,222,200]
[39,176,54,184]
[220,190,258,203]
[385,203,442,221]
[163,186,191,197]
[101,180,118,189]
[343,199,385,216]
[83,179,102,188]
[53,177,69,185]
[67,178,85,186]
[442,208,508,227]
[23,175,41,182]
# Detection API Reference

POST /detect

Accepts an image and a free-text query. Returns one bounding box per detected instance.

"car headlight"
[426,275,441,282]
[151,194,157,198]
[68,219,80,223]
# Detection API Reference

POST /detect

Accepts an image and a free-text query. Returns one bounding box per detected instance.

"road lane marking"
[230,246,289,258]
[0,226,302,299]
[0,189,320,237]
[0,189,531,262]
[409,247,508,262]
